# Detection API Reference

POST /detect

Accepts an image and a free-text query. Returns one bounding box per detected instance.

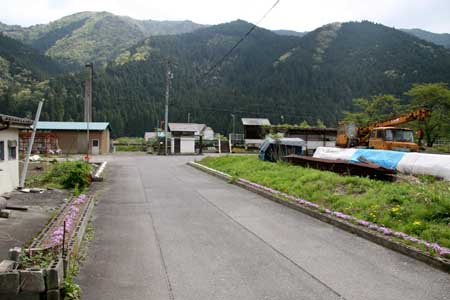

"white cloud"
[0,0,449,33]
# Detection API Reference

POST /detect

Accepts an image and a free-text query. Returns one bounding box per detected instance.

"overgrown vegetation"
[26,160,92,191]
[19,250,57,269]
[200,155,450,248]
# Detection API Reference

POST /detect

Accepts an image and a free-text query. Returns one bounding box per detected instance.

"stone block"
[47,289,60,300]
[20,269,45,293]
[46,259,64,290]
[0,197,6,209]
[0,271,20,294]
[0,260,16,272]
[0,209,11,218]
[8,247,21,262]
[0,292,42,300]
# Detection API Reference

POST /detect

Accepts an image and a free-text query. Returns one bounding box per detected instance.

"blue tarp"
[350,149,406,170]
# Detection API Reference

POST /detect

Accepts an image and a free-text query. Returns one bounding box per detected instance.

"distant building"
[203,127,215,140]
[21,122,112,155]
[0,114,33,194]
[144,132,157,142]
[241,118,271,148]
[169,123,206,154]
[269,126,337,155]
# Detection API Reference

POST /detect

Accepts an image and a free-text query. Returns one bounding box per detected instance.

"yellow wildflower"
[413,220,422,225]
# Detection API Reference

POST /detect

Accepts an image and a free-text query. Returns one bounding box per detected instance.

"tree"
[298,120,311,128]
[405,83,450,146]
[343,94,404,126]
[316,119,326,128]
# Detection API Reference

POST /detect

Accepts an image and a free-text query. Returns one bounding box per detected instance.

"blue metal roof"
[36,121,111,131]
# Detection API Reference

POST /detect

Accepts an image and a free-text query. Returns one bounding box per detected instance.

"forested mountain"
[273,30,307,37]
[1,20,450,137]
[0,12,204,66]
[0,34,68,120]
[402,28,450,48]
[0,34,64,78]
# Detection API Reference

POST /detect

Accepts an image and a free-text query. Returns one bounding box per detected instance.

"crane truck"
[336,108,430,152]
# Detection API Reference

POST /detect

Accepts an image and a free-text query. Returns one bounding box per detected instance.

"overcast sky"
[0,0,449,33]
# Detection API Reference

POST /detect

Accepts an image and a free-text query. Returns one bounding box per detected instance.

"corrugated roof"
[36,121,110,131]
[168,123,206,133]
[0,114,33,127]
[241,118,271,126]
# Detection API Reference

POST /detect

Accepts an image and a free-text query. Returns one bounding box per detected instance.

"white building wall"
[180,137,195,154]
[0,128,20,195]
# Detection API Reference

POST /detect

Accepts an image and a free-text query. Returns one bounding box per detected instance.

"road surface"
[77,154,450,300]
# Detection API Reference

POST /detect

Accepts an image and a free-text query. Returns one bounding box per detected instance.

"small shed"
[259,137,305,162]
[169,123,206,154]
[22,121,112,155]
[0,114,33,194]
[241,118,271,148]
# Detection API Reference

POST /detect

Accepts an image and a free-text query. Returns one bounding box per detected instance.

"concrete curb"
[188,161,450,273]
[92,161,107,182]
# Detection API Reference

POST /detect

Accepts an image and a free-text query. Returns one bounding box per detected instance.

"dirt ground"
[0,189,69,260]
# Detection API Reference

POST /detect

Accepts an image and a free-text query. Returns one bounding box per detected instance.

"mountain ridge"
[0,11,205,66]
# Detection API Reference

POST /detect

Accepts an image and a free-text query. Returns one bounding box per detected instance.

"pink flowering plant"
[200,156,450,258]
[47,194,88,248]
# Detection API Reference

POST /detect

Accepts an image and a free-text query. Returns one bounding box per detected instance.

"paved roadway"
[77,154,450,300]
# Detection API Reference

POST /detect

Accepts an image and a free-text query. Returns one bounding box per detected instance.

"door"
[92,139,100,155]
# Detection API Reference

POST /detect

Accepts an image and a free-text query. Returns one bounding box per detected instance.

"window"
[0,141,4,161]
[8,140,17,160]
[92,140,99,147]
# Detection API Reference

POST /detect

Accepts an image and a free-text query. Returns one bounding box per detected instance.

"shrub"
[49,161,92,190]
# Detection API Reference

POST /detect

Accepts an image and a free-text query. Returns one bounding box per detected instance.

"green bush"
[49,161,92,190]
[28,160,92,190]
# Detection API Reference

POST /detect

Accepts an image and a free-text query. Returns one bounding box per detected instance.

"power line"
[200,0,281,81]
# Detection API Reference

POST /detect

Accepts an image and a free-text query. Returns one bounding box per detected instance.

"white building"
[168,123,206,154]
[0,114,33,195]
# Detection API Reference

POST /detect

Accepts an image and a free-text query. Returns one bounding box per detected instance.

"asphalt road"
[77,154,450,300]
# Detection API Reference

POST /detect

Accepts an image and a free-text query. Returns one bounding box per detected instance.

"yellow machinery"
[336,108,430,151]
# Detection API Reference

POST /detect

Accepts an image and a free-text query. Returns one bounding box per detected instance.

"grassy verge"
[199,155,450,249]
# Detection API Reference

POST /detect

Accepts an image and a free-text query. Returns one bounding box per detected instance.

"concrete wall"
[0,128,19,194]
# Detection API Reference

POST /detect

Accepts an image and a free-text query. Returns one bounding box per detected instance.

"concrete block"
[46,259,64,290]
[0,260,16,272]
[0,292,42,300]
[20,269,45,293]
[0,209,11,218]
[0,271,20,294]
[0,197,6,209]
[47,289,60,300]
[8,247,22,262]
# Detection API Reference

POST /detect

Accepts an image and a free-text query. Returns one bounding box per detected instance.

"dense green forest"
[0,12,204,66]
[1,18,450,138]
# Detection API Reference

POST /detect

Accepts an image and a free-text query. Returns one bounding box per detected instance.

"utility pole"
[164,60,171,155]
[84,63,93,161]
[20,100,44,188]
[231,114,236,137]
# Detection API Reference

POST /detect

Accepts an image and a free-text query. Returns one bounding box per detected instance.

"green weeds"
[200,155,450,248]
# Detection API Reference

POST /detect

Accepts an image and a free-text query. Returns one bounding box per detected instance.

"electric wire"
[200,0,281,81]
